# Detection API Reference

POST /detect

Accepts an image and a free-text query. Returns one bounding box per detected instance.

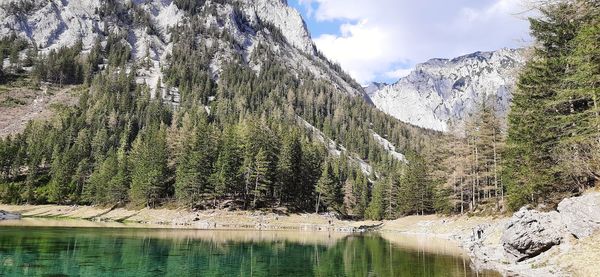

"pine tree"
[356,171,370,218]
[315,160,342,213]
[366,180,386,220]
[48,146,74,204]
[251,148,271,208]
[398,152,433,215]
[129,124,169,208]
[276,131,303,208]
[174,113,203,207]
[554,9,600,191]
[504,1,580,209]
[212,125,243,199]
[300,141,323,211]
[343,177,356,215]
[111,137,130,205]
[86,150,119,205]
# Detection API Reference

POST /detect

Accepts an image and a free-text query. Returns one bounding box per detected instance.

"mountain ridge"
[0,0,363,97]
[367,48,527,131]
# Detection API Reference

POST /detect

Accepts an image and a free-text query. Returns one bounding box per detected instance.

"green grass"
[0,96,27,108]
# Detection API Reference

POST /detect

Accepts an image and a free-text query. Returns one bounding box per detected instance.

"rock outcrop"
[501,208,564,262]
[0,210,20,220]
[247,0,315,55]
[367,49,526,131]
[557,192,600,239]
[0,0,363,97]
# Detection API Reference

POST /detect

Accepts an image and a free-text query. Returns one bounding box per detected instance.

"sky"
[289,0,534,85]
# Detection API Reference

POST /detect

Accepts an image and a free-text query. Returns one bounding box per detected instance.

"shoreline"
[0,204,382,233]
[2,203,598,276]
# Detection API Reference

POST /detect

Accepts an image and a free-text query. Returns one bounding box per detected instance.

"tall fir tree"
[129,123,169,208]
[554,6,600,191]
[315,160,342,213]
[276,131,303,208]
[503,1,581,209]
[251,148,272,208]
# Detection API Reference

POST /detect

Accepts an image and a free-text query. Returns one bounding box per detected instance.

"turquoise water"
[0,224,497,276]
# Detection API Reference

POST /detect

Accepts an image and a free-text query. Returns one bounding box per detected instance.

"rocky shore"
[381,191,600,276]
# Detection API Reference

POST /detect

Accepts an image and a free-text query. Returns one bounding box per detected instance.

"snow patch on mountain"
[367,48,526,131]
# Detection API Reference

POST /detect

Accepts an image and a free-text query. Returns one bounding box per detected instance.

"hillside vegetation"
[0,0,437,219]
[0,0,597,219]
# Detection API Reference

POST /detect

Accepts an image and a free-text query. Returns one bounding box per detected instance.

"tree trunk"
[475,144,480,207]
[253,175,259,208]
[460,177,464,215]
[493,132,499,210]
[315,192,321,214]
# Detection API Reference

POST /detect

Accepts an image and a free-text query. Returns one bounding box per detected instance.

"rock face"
[501,208,564,262]
[557,193,600,239]
[0,210,20,220]
[0,0,363,96]
[247,0,315,55]
[367,49,527,131]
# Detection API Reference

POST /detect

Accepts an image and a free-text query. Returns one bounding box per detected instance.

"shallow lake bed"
[0,218,498,276]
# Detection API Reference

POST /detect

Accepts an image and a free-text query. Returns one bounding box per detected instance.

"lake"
[0,219,498,276]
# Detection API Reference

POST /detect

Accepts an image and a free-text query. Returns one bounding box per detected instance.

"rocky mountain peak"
[364,82,388,96]
[0,0,359,96]
[367,48,527,131]
[243,0,315,55]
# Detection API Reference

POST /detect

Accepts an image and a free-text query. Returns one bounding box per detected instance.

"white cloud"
[384,68,413,80]
[300,0,533,84]
[298,0,315,18]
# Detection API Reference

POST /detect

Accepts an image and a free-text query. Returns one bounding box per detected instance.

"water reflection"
[0,219,497,276]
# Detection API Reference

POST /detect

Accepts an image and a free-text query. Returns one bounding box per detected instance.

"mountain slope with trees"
[0,0,439,218]
[0,0,596,219]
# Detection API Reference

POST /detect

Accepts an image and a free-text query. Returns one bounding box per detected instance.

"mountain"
[364,82,387,96]
[0,0,432,215]
[0,0,362,96]
[367,48,527,131]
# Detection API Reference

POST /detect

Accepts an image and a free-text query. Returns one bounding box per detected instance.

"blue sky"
[289,0,533,84]
[289,1,345,37]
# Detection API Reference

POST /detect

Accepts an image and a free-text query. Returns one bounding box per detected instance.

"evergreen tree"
[315,160,342,213]
[129,124,169,208]
[299,141,323,210]
[111,137,130,205]
[554,9,600,191]
[47,147,74,204]
[503,1,581,209]
[366,180,386,220]
[174,113,202,207]
[212,125,243,199]
[356,171,370,218]
[398,152,433,215]
[175,112,214,207]
[251,148,272,208]
[86,150,119,205]
[276,131,303,208]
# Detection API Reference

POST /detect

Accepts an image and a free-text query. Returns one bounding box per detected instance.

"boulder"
[557,192,600,239]
[0,210,21,220]
[501,208,564,262]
